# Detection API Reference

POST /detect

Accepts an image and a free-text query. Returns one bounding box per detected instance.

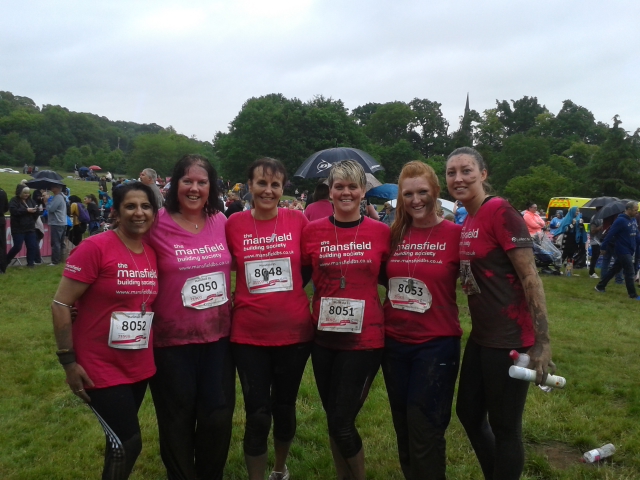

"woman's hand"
[64,362,94,403]
[526,341,556,384]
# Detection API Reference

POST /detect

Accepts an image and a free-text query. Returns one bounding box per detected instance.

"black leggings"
[232,342,312,456]
[87,380,148,480]
[150,338,236,480]
[312,344,382,459]
[455,338,530,480]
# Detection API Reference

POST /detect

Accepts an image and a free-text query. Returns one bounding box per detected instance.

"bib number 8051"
[328,306,355,316]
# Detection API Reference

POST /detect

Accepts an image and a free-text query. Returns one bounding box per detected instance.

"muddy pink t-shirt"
[226,209,313,346]
[384,221,463,343]
[145,209,232,347]
[64,231,158,388]
[459,197,535,348]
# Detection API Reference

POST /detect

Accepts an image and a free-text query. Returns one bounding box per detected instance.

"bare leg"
[245,453,268,480]
[329,437,352,480]
[345,447,366,480]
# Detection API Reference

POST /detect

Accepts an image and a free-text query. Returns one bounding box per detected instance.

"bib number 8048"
[254,267,282,278]
[190,281,218,295]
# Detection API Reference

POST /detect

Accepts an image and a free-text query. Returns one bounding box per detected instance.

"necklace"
[406,219,439,290]
[115,230,154,314]
[333,215,362,289]
[179,212,202,230]
[252,210,279,281]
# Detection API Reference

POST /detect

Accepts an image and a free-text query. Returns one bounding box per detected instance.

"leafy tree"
[474,108,506,151]
[408,98,449,157]
[12,139,35,166]
[351,102,381,127]
[587,116,640,197]
[365,102,414,147]
[489,134,551,191]
[496,96,547,135]
[503,165,573,211]
[372,140,422,183]
[128,132,204,177]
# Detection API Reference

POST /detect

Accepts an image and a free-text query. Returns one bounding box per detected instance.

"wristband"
[56,349,76,365]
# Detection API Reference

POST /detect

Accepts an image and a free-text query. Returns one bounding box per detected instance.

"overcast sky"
[2,0,638,142]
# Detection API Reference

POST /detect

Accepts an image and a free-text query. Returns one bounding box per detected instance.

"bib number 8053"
[397,283,423,296]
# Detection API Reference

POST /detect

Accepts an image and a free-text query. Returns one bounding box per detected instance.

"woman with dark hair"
[382,161,462,479]
[84,194,101,235]
[226,157,313,480]
[144,154,235,480]
[51,181,159,479]
[68,195,88,247]
[522,202,545,238]
[6,185,40,267]
[445,146,554,480]
[301,160,390,480]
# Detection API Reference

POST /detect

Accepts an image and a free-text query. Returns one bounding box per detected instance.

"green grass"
[1,170,106,203]
[2,188,640,477]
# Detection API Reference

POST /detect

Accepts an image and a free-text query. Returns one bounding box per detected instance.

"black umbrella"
[294,147,384,179]
[26,178,66,190]
[583,196,619,208]
[591,200,631,222]
[31,169,64,181]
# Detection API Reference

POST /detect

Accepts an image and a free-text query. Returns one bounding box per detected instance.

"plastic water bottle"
[581,444,615,463]
[509,350,530,367]
[508,366,566,389]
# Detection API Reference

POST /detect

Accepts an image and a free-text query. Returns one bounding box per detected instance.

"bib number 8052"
[121,320,147,331]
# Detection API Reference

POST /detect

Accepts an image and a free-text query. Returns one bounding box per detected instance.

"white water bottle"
[508,366,566,389]
[582,444,615,463]
[509,350,530,367]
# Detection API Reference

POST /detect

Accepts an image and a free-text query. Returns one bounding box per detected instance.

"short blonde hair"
[327,160,366,190]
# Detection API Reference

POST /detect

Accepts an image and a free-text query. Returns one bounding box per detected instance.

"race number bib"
[388,277,432,313]
[181,272,228,309]
[245,258,293,294]
[318,297,365,333]
[108,311,154,349]
[460,260,481,295]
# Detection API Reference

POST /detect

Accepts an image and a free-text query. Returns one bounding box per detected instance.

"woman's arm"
[506,247,555,384]
[51,277,94,402]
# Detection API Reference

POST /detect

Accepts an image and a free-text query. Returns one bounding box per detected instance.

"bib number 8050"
[191,281,218,295]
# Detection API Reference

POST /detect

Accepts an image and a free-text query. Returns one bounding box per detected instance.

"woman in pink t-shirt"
[144,154,235,480]
[382,161,462,479]
[226,158,313,480]
[51,182,159,479]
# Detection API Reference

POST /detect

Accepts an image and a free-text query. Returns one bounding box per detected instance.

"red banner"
[4,216,52,258]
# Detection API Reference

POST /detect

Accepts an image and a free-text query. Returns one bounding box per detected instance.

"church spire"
[465,92,470,114]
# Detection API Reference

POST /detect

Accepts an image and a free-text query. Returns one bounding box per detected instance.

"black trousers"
[150,338,236,480]
[232,342,312,456]
[87,380,148,480]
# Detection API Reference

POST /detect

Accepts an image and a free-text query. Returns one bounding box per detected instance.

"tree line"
[2,90,639,209]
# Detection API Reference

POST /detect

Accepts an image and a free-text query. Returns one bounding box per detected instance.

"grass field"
[2,170,640,479]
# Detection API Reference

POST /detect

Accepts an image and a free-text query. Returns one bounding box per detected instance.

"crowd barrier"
[4,216,52,259]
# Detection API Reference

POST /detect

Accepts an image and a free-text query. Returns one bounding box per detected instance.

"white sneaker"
[269,465,290,480]
[590,273,599,279]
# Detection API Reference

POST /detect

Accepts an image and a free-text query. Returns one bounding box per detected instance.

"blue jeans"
[49,224,66,265]
[7,231,38,266]
[600,250,624,284]
[382,337,460,480]
[597,253,638,298]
